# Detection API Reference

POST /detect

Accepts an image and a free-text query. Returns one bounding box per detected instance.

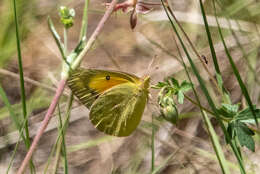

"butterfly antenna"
[146,55,158,77]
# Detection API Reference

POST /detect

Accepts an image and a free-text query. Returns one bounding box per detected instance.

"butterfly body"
[68,68,149,136]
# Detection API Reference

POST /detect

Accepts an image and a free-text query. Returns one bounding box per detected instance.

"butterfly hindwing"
[89,82,149,137]
[68,68,140,108]
[68,68,150,137]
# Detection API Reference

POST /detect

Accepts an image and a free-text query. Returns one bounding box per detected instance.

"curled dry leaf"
[130,10,137,29]
[105,0,154,29]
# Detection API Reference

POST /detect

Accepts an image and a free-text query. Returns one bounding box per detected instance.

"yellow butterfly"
[68,68,150,137]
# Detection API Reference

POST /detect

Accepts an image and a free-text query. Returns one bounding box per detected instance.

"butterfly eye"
[106,75,110,80]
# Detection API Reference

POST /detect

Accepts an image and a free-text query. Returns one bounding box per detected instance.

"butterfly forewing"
[68,68,141,108]
[89,82,149,137]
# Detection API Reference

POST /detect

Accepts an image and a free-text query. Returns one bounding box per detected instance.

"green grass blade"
[199,0,232,104]
[12,0,35,172]
[213,0,258,127]
[6,119,28,174]
[13,0,30,145]
[6,134,22,174]
[199,0,221,75]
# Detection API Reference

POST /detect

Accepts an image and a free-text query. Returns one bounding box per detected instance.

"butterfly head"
[142,75,150,90]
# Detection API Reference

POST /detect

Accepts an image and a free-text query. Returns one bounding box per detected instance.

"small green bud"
[59,6,75,29]
[161,104,178,124]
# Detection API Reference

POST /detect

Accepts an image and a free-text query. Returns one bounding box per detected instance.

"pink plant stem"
[17,79,67,174]
[17,1,119,173]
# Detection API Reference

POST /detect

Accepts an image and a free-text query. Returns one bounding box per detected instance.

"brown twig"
[0,68,71,96]
[16,1,119,173]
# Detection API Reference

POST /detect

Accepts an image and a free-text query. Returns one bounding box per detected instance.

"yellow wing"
[89,81,149,136]
[67,68,142,108]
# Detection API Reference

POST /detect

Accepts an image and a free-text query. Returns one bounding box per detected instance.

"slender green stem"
[151,114,155,172]
[57,103,68,174]
[184,95,214,116]
[6,134,22,174]
[202,111,231,174]
[52,137,62,174]
[64,28,68,55]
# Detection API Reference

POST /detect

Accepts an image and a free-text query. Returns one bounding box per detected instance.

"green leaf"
[170,77,179,88]
[217,103,241,120]
[236,107,260,121]
[177,91,184,104]
[238,122,254,135]
[236,122,255,152]
[217,106,236,119]
[222,103,239,114]
[228,121,255,152]
[216,73,223,88]
[180,81,192,92]
[48,17,66,61]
